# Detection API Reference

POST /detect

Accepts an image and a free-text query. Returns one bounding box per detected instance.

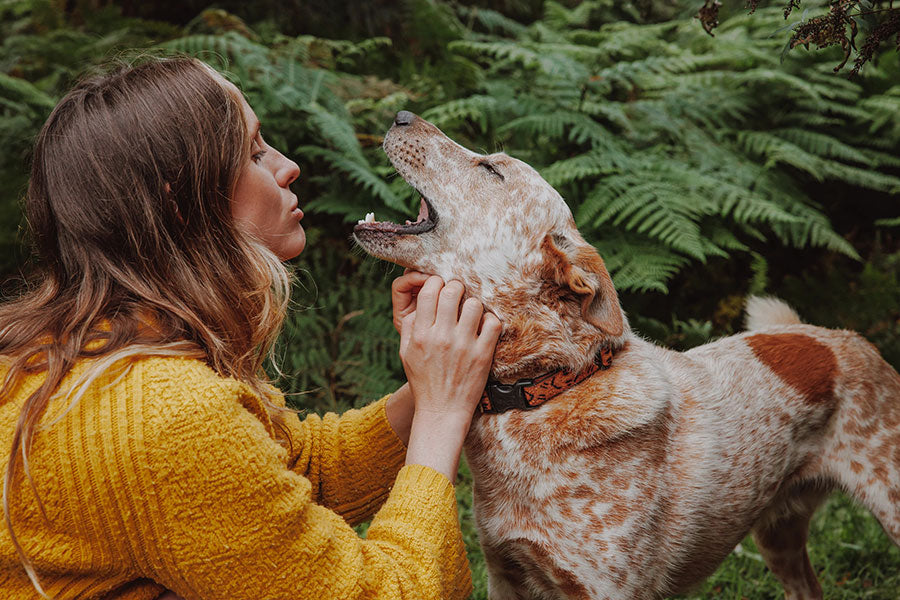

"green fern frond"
[738,131,900,192]
[771,128,870,166]
[594,232,690,293]
[794,96,871,121]
[276,244,403,412]
[817,160,900,194]
[499,110,611,147]
[0,72,54,111]
[540,149,626,187]
[580,177,710,259]
[461,7,528,37]
[770,203,860,259]
[304,103,367,164]
[702,224,750,253]
[448,39,542,69]
[578,100,632,131]
[737,131,826,180]
[737,68,824,106]
[160,32,268,74]
[421,95,498,132]
[858,90,900,137]
[543,0,594,29]
[568,21,676,61]
[297,146,404,213]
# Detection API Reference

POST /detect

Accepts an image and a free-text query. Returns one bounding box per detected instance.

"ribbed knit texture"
[0,356,472,599]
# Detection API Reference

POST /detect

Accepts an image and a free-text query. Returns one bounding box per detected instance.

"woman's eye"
[252,149,268,163]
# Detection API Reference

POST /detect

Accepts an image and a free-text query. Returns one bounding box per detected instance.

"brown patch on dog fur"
[746,334,837,405]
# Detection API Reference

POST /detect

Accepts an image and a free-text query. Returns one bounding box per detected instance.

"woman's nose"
[277,156,300,188]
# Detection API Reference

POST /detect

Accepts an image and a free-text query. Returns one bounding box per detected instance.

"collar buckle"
[482,379,535,414]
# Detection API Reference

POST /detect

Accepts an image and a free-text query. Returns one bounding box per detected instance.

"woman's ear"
[540,233,624,337]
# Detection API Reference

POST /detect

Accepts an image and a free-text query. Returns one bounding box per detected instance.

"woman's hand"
[398,276,501,481]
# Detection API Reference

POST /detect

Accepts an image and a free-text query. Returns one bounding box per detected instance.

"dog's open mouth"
[354,195,437,236]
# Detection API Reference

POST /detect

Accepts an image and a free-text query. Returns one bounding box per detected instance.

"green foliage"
[272,228,405,414]
[2,3,899,596]
[419,4,900,293]
[779,247,900,370]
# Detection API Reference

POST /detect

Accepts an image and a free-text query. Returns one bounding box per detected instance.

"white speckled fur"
[354,114,900,600]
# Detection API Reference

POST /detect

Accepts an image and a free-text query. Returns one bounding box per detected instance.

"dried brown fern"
[697,0,900,74]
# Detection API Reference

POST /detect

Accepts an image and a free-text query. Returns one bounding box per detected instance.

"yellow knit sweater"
[0,355,472,599]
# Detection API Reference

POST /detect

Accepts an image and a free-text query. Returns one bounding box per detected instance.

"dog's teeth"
[365,212,375,223]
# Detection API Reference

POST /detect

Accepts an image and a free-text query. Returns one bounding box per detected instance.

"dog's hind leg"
[750,485,829,600]
[822,338,900,547]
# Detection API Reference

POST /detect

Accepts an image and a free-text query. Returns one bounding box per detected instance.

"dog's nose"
[394,111,415,126]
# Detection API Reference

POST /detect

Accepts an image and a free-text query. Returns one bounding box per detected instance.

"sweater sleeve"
[285,395,408,525]
[123,364,471,600]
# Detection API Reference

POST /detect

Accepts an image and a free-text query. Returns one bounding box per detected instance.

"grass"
[454,460,900,600]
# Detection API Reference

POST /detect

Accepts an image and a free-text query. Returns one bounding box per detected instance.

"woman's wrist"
[405,410,473,483]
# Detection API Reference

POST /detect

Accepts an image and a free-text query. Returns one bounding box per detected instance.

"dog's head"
[354,112,628,380]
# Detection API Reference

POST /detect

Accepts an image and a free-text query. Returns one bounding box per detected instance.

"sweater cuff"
[353,394,407,473]
[365,393,409,450]
[368,464,473,600]
[390,463,455,506]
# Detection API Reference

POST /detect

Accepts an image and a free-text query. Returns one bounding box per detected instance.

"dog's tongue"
[405,197,429,225]
[416,197,429,221]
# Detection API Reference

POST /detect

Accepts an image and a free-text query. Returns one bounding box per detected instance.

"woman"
[0,57,500,599]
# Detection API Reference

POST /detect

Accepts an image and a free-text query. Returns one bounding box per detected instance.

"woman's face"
[226,81,304,261]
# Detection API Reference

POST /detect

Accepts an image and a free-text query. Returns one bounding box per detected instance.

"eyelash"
[479,161,504,181]
[252,149,267,163]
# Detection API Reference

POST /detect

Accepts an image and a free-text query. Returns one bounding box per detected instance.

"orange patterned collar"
[479,345,613,414]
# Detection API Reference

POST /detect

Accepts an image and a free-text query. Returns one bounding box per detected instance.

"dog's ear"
[540,234,624,337]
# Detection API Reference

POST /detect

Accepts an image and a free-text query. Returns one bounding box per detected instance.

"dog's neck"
[483,282,630,383]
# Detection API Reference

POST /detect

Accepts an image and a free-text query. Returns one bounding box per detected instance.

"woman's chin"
[278,230,306,261]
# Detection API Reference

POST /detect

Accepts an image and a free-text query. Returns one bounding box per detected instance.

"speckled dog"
[353,111,900,600]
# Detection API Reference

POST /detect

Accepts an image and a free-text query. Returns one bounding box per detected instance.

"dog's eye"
[479,161,505,181]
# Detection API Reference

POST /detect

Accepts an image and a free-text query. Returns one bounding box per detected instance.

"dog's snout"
[394,110,415,126]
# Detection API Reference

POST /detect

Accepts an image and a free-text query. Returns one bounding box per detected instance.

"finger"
[392,271,431,308]
[413,275,444,329]
[457,297,484,334]
[477,313,502,347]
[435,280,465,325]
[392,270,431,295]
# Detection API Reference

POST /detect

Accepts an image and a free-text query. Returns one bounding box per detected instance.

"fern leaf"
[595,232,690,293]
[540,150,626,187]
[297,146,404,213]
[304,103,367,164]
[0,72,54,110]
[421,96,498,132]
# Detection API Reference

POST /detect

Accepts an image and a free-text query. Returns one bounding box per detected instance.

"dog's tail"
[744,295,802,330]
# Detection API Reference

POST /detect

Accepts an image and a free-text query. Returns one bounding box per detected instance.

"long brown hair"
[0,56,293,595]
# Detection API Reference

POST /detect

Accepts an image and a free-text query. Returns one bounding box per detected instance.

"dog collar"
[479,345,613,414]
